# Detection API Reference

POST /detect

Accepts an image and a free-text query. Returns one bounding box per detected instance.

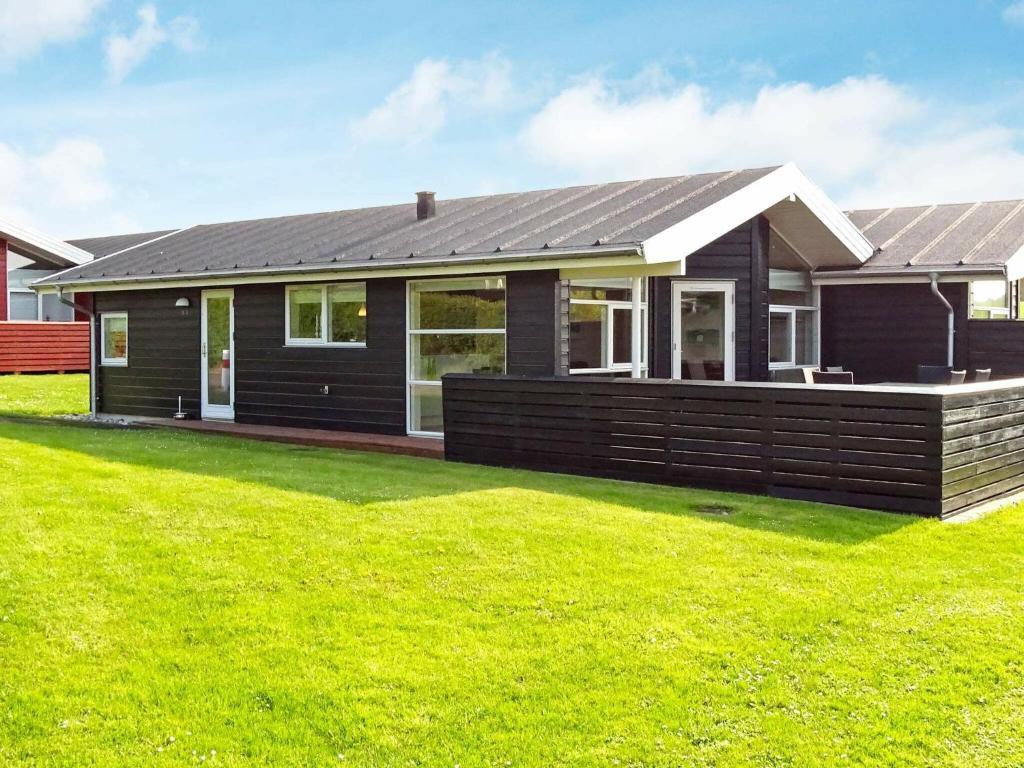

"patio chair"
[811,370,855,384]
[685,361,707,380]
[917,365,967,385]
[772,368,815,384]
[972,368,992,383]
[917,365,953,384]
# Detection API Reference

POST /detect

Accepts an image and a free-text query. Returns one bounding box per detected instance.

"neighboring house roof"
[35,164,873,290]
[817,201,1024,282]
[0,216,93,268]
[68,230,177,258]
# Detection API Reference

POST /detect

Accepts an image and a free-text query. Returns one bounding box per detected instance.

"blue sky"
[3,0,1024,237]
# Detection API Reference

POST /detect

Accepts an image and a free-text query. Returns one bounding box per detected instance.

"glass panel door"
[671,282,735,381]
[201,290,234,419]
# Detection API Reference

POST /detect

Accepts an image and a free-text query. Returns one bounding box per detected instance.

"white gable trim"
[641,163,874,266]
[0,216,92,266]
[1003,246,1024,282]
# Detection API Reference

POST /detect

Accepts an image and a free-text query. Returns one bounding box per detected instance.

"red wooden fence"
[0,322,90,374]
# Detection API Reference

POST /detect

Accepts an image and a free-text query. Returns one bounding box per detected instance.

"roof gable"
[0,216,93,268]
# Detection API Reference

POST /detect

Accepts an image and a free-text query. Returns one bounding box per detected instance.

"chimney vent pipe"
[416,191,436,220]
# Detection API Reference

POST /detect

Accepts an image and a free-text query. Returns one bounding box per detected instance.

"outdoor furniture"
[685,361,707,380]
[811,370,855,384]
[772,368,813,383]
[825,366,845,373]
[973,368,992,382]
[917,365,968,385]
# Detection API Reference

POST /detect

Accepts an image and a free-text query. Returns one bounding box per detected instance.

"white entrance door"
[671,281,736,381]
[201,289,235,419]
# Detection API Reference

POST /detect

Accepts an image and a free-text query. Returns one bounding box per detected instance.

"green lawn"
[1,378,1023,766]
[0,373,89,417]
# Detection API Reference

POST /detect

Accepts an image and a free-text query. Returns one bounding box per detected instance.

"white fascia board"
[1003,247,1024,282]
[559,261,684,280]
[33,247,646,294]
[0,217,93,266]
[641,163,874,266]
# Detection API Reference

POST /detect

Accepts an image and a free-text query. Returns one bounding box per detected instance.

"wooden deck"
[0,322,90,374]
[129,416,445,459]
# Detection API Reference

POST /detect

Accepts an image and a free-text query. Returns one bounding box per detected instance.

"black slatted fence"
[442,375,1024,518]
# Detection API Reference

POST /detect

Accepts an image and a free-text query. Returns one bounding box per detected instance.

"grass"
[1,377,1024,766]
[0,373,89,417]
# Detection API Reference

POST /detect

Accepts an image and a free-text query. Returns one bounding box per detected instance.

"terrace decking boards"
[443,375,1024,518]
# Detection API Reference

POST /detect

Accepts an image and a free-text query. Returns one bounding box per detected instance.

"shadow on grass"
[0,416,918,546]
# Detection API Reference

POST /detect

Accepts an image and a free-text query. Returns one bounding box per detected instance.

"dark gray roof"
[848,200,1024,274]
[67,230,177,258]
[43,168,778,286]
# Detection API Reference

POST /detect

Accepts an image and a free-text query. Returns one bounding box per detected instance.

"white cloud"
[0,138,123,237]
[33,139,111,206]
[350,54,513,144]
[1003,1,1024,26]
[520,73,1024,206]
[104,3,199,83]
[0,0,106,64]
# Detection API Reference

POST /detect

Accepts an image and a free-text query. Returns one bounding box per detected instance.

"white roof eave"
[640,163,874,268]
[0,216,93,266]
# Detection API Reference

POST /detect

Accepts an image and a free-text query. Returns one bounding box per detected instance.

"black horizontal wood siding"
[94,270,563,432]
[967,319,1024,377]
[233,279,407,433]
[650,217,768,381]
[506,270,562,377]
[820,283,969,383]
[443,374,1024,518]
[95,288,201,417]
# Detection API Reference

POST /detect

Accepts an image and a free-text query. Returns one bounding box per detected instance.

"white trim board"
[0,217,93,266]
[643,163,874,267]
[35,248,647,294]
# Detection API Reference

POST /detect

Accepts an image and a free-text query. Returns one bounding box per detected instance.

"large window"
[285,283,367,345]
[407,276,506,435]
[768,269,818,369]
[100,312,128,367]
[970,279,1012,319]
[568,279,647,374]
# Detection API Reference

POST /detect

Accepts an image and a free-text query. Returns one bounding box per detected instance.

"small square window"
[101,313,128,366]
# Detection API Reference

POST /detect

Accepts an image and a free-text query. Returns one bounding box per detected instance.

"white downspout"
[57,288,97,417]
[928,273,955,368]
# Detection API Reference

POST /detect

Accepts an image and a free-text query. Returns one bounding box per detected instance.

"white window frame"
[768,285,820,370]
[100,312,129,367]
[671,280,736,381]
[406,276,507,438]
[568,281,648,375]
[284,283,367,347]
[969,279,1012,320]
